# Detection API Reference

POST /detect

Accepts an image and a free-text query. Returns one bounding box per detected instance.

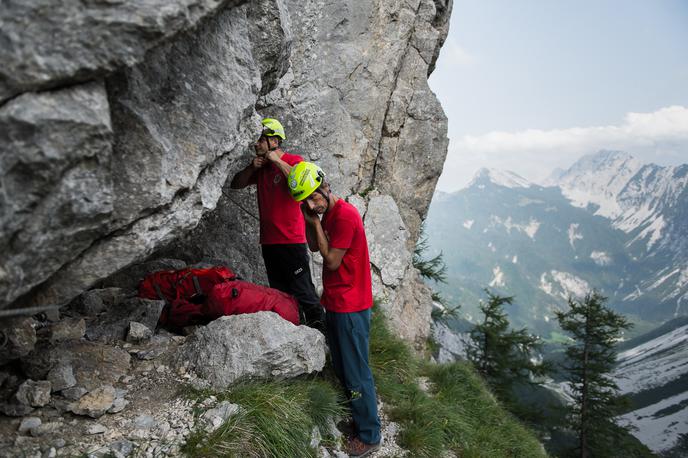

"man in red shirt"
[230,119,324,330]
[287,162,381,457]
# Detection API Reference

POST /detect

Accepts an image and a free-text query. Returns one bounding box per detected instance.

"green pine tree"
[468,290,548,407]
[555,291,641,458]
[413,224,447,284]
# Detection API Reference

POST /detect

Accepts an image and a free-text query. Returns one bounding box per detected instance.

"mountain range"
[426,150,688,336]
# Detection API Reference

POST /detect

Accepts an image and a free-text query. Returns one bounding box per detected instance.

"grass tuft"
[181,379,344,457]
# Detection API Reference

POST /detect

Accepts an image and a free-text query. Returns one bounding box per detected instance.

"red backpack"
[138,266,236,327]
[138,266,300,328]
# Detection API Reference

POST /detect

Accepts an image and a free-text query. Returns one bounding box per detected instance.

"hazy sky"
[429,0,688,192]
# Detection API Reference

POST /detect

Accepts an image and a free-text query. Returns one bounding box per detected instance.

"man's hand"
[301,203,320,225]
[252,157,267,169]
[266,150,280,163]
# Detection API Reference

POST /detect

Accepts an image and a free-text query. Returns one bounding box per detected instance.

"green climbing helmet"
[288,162,325,201]
[261,118,286,140]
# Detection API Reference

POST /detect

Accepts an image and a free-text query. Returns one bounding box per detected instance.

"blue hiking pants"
[326,308,381,445]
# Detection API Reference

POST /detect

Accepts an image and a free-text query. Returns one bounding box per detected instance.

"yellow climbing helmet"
[288,162,325,201]
[261,118,286,140]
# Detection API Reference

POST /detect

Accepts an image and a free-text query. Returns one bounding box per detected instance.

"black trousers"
[261,243,324,330]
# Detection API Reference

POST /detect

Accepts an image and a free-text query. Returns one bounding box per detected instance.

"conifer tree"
[555,291,633,458]
[468,290,547,405]
[413,230,447,284]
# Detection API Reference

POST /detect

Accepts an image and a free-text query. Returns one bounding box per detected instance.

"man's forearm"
[310,220,331,259]
[268,155,292,177]
[309,221,346,270]
[230,164,256,189]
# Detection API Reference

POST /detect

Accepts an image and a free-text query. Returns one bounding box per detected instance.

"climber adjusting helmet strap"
[261,118,286,151]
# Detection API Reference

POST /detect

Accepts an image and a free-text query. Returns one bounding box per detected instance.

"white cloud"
[460,106,688,154]
[437,106,688,192]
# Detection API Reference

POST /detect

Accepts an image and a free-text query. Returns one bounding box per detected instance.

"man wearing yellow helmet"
[230,119,324,330]
[288,162,381,457]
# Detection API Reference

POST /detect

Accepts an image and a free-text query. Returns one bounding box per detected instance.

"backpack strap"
[153,284,172,324]
[153,284,168,303]
[192,275,202,297]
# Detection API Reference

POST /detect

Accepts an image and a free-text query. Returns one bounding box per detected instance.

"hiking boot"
[347,437,380,457]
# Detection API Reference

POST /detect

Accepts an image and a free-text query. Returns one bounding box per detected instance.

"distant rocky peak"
[552,150,644,219]
[467,167,532,189]
[548,150,687,258]
[564,150,643,180]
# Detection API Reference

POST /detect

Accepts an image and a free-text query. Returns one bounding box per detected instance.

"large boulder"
[15,380,51,407]
[177,312,326,388]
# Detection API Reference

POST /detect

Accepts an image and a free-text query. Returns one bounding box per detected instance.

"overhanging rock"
[0,0,239,103]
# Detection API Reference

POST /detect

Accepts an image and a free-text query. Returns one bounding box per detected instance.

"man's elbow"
[229,176,243,189]
[324,259,342,271]
[231,174,252,189]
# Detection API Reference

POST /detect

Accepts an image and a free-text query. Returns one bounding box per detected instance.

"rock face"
[177,312,326,388]
[366,195,412,287]
[432,320,470,364]
[0,83,113,307]
[0,0,235,102]
[0,0,451,344]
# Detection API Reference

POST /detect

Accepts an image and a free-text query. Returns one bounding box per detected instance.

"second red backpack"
[206,281,300,326]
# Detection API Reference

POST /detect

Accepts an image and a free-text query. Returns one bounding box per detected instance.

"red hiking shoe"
[347,436,380,457]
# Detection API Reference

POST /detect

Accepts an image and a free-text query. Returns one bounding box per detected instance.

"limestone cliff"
[0,0,451,345]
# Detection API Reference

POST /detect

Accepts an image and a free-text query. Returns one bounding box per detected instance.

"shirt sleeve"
[327,213,356,250]
[283,154,303,166]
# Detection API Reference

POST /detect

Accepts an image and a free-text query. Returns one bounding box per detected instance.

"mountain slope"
[615,321,688,454]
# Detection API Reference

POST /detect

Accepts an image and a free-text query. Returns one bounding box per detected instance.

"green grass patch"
[181,379,344,457]
[369,307,547,458]
[426,362,548,457]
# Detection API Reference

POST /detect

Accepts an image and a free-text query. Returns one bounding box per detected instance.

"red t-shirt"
[251,153,306,245]
[320,199,373,313]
